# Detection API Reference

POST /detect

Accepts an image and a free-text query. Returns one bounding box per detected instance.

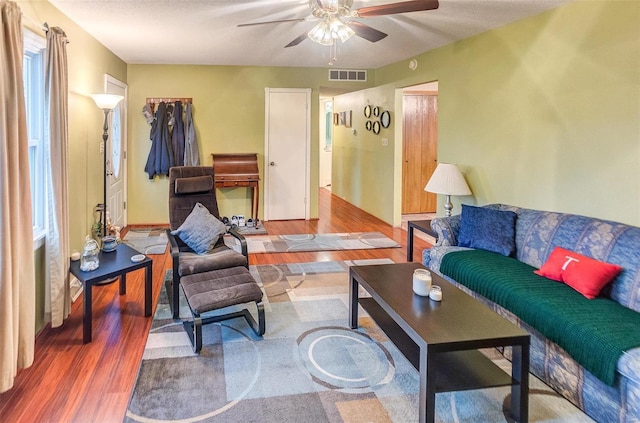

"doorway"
[401,81,438,215]
[319,99,333,190]
[264,88,311,221]
[105,75,127,230]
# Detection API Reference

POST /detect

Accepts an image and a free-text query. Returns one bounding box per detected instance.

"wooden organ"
[211,153,260,222]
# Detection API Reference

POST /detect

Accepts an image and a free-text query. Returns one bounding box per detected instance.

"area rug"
[122,228,168,255]
[240,232,401,254]
[125,261,592,423]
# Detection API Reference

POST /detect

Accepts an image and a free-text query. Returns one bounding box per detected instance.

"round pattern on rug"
[295,326,395,392]
[280,234,316,241]
[358,232,401,248]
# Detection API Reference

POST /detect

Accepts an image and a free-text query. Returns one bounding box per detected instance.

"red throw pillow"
[535,247,623,299]
[534,247,566,282]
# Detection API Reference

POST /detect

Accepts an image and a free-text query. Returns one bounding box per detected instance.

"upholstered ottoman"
[180,266,265,352]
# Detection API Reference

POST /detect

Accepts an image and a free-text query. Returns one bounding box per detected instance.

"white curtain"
[0,0,36,393]
[45,26,70,327]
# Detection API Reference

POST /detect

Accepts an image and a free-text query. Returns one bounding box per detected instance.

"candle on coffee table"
[412,269,432,296]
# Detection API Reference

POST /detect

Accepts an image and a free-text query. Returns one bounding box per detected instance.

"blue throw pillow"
[458,205,517,256]
[171,203,227,254]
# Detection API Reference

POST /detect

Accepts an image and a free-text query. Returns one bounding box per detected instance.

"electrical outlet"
[100,141,104,153]
[381,138,388,147]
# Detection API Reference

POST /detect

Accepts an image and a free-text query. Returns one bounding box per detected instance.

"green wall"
[349,0,639,226]
[22,0,127,332]
[126,65,371,224]
[332,85,397,224]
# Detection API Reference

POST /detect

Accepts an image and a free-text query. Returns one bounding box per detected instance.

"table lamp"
[424,163,472,216]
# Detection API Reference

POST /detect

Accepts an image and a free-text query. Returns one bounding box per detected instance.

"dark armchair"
[166,166,248,318]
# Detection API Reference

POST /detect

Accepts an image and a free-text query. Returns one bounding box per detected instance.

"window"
[23,29,46,242]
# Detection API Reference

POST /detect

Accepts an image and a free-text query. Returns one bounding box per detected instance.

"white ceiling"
[49,0,573,69]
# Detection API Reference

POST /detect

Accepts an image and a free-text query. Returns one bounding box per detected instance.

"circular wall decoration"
[364,105,371,118]
[373,106,380,117]
[365,120,372,131]
[372,121,381,134]
[380,110,391,128]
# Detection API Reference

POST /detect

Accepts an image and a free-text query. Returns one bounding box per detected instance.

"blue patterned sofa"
[423,204,640,422]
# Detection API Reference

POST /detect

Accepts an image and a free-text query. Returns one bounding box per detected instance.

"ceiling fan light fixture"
[330,17,354,42]
[308,20,334,46]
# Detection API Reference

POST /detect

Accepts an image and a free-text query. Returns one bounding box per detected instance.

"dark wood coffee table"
[349,262,530,423]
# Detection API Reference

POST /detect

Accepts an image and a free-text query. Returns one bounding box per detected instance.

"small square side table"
[407,220,437,262]
[69,243,152,343]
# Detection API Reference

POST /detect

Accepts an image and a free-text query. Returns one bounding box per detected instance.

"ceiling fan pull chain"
[329,42,337,65]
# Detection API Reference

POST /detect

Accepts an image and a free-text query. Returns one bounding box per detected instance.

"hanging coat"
[183,101,200,166]
[171,101,185,166]
[144,101,172,178]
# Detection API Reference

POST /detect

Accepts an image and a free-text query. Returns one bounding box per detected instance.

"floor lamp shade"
[424,163,472,216]
[91,94,123,110]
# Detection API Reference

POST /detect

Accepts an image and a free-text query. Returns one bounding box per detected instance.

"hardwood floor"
[0,188,432,422]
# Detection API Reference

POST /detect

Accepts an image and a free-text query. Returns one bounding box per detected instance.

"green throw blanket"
[440,249,640,386]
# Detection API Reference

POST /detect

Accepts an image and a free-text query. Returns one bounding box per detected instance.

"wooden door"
[402,94,438,213]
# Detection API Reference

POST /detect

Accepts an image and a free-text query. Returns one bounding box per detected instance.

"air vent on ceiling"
[328,69,367,82]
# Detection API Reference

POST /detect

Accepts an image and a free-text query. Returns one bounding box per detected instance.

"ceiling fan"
[238,0,440,49]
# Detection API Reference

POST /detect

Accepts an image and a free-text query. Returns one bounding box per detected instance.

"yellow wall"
[126,65,371,224]
[20,0,127,331]
[357,0,639,226]
[332,85,397,224]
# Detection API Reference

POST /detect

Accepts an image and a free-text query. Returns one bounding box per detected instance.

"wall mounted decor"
[333,113,339,125]
[366,120,372,131]
[380,110,391,128]
[373,106,380,117]
[364,105,371,118]
[345,110,352,128]
[372,121,381,134]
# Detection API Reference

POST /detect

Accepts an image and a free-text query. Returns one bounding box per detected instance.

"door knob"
[270,161,275,166]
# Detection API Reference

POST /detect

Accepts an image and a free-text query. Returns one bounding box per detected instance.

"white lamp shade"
[424,163,472,196]
[91,94,123,110]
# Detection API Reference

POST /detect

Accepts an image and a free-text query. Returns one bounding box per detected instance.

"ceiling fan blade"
[238,18,308,28]
[285,31,309,48]
[354,0,439,17]
[347,21,388,43]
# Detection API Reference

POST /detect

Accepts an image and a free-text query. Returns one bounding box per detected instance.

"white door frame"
[104,74,128,228]
[263,87,311,221]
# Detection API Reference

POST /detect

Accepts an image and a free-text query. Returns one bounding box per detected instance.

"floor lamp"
[424,163,472,217]
[91,94,124,240]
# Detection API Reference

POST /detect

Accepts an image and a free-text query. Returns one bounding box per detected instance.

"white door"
[264,88,310,220]
[105,75,127,230]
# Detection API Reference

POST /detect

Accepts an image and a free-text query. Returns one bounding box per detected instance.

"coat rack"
[146,97,193,113]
